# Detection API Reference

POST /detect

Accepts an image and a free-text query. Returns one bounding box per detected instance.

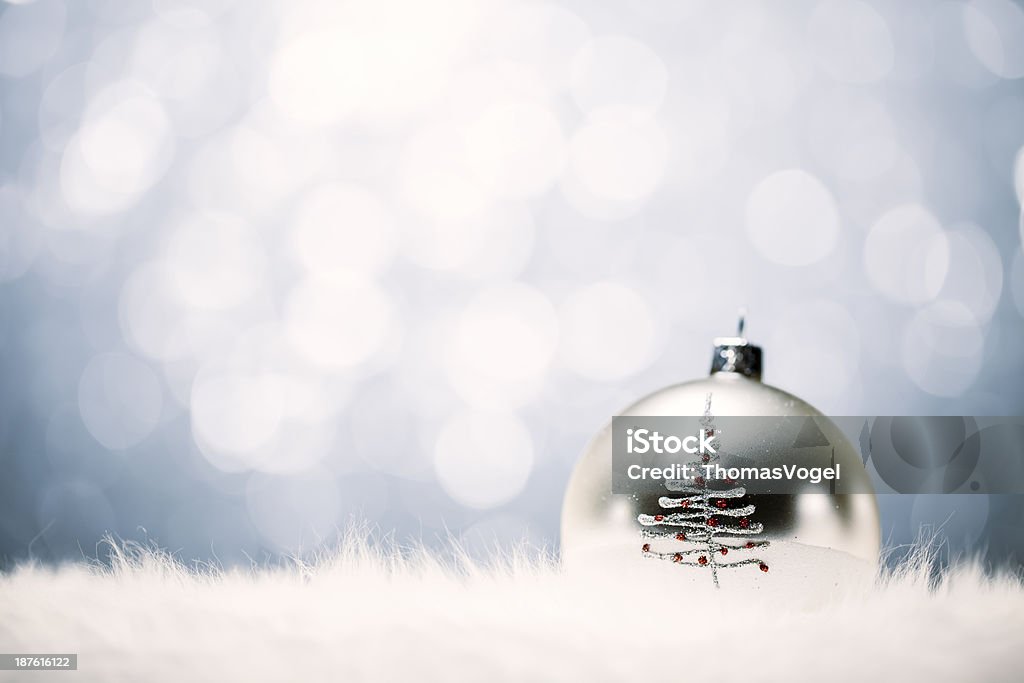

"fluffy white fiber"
[2,536,1023,683]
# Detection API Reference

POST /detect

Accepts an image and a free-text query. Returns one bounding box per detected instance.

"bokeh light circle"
[483,3,590,93]
[162,211,266,311]
[289,183,396,279]
[745,169,840,266]
[191,371,285,464]
[433,410,534,509]
[808,0,894,83]
[963,0,1024,80]
[864,204,950,305]
[463,101,566,199]
[400,120,492,223]
[60,82,174,215]
[937,224,1003,323]
[401,205,535,278]
[806,88,898,182]
[444,283,558,409]
[78,352,163,450]
[285,275,396,371]
[902,301,984,397]
[268,29,361,126]
[570,35,668,114]
[119,261,243,365]
[558,281,657,382]
[566,108,668,204]
[930,1,1000,86]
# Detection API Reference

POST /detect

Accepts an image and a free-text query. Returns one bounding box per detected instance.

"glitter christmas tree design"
[637,393,769,587]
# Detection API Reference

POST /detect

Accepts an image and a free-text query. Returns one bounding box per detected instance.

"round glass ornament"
[561,325,880,597]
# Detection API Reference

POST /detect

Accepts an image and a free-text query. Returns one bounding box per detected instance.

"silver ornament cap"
[710,311,762,380]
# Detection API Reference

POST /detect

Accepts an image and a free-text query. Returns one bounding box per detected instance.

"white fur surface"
[2,539,1023,683]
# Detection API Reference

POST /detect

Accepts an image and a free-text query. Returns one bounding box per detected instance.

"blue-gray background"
[1,0,1023,568]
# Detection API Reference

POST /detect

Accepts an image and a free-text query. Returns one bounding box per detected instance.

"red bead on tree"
[739,517,750,529]
[745,541,755,549]
[642,543,650,553]
[707,517,718,527]
[654,515,664,522]
[697,556,708,566]
[720,548,728,556]
[716,499,728,509]
[759,563,769,572]
[673,553,683,563]
[675,533,686,541]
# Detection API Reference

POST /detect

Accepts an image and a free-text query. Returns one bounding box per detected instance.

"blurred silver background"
[1,0,1023,567]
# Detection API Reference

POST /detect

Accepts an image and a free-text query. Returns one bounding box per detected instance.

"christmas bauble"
[561,325,880,599]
